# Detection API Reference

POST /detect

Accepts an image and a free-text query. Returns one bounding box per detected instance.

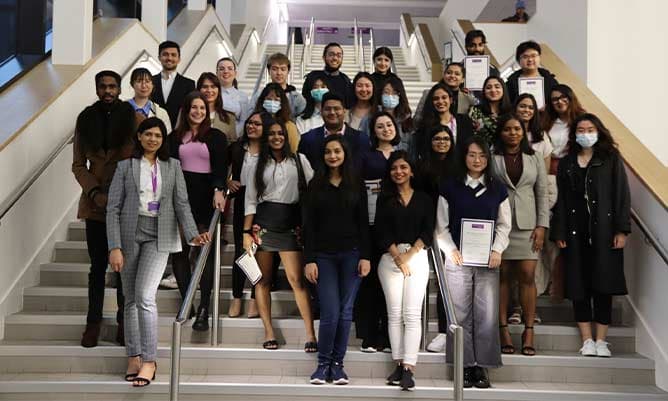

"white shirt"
[548,118,569,158]
[244,154,314,216]
[528,131,554,160]
[138,157,162,217]
[221,86,251,137]
[296,111,324,134]
[435,174,512,259]
[161,71,176,102]
[240,150,259,187]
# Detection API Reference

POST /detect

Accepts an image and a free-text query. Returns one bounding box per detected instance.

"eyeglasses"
[520,53,539,60]
[246,121,262,126]
[432,136,451,142]
[550,95,569,103]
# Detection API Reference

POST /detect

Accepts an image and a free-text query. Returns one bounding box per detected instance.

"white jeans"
[378,245,430,366]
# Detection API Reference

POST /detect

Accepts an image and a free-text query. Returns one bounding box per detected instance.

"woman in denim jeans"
[303,135,371,385]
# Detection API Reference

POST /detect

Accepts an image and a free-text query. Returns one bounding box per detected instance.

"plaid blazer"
[106,157,199,253]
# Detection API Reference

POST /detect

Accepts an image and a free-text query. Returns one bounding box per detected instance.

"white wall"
[472,22,527,65]
[477,0,536,22]
[413,17,446,58]
[438,0,488,46]
[587,0,668,166]
[528,0,588,82]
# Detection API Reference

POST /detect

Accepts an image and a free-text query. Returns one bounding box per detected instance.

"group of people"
[72,29,631,391]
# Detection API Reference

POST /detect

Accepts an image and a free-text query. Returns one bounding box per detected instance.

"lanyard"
[150,162,158,200]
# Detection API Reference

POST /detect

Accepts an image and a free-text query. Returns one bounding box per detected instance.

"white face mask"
[262,99,281,114]
[382,94,400,109]
[575,132,598,148]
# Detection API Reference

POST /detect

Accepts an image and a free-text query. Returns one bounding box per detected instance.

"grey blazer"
[494,152,549,230]
[107,157,199,253]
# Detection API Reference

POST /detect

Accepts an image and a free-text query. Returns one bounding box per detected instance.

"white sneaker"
[159,273,178,289]
[579,339,597,356]
[595,340,612,357]
[427,333,447,353]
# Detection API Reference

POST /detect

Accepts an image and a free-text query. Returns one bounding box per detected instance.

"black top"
[303,181,370,263]
[374,190,435,251]
[302,70,354,108]
[506,67,558,105]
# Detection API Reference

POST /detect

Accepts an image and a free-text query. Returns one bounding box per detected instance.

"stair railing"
[252,53,270,97]
[368,27,376,73]
[286,28,296,84]
[300,17,315,81]
[353,18,359,65]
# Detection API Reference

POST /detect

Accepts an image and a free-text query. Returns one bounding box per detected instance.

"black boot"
[474,366,490,389]
[463,367,474,388]
[192,306,209,332]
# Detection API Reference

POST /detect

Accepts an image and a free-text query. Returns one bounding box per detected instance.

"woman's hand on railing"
[305,262,318,284]
[109,248,124,272]
[191,232,211,246]
[358,259,370,278]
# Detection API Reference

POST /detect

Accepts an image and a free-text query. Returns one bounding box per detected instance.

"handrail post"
[169,320,183,401]
[211,219,221,346]
[353,18,358,64]
[421,282,429,351]
[452,324,464,401]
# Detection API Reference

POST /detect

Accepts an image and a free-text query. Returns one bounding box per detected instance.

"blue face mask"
[575,132,598,148]
[262,99,281,114]
[310,88,329,102]
[382,94,400,109]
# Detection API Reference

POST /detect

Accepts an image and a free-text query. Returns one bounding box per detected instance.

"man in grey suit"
[106,117,209,386]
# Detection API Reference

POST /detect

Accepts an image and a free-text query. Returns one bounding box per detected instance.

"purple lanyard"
[150,162,158,199]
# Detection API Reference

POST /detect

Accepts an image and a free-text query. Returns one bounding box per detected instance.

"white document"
[365,179,382,225]
[459,219,494,267]
[464,56,490,91]
[235,244,262,285]
[518,77,545,109]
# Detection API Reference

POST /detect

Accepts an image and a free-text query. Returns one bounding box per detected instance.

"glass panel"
[0,0,19,65]
[95,0,140,18]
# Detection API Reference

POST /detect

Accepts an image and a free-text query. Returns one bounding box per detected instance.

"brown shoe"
[247,299,259,318]
[228,298,242,318]
[116,323,125,346]
[81,322,101,348]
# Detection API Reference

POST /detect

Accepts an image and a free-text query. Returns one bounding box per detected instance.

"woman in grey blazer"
[107,118,210,387]
[492,114,548,356]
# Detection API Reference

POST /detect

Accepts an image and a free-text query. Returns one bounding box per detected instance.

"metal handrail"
[286,28,295,84]
[300,17,315,81]
[450,28,466,54]
[413,27,432,72]
[252,53,270,98]
[631,208,668,265]
[358,30,365,72]
[368,27,375,73]
[353,18,359,64]
[170,207,223,401]
[0,49,152,224]
[429,237,464,401]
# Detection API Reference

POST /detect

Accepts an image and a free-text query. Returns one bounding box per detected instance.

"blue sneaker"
[330,362,349,385]
[309,363,330,385]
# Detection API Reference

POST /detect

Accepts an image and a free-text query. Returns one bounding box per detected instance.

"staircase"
[0,219,666,400]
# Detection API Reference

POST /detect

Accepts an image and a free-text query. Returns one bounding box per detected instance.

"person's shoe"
[360,339,377,353]
[330,362,349,385]
[595,340,612,357]
[579,339,597,356]
[81,322,101,348]
[427,333,447,353]
[399,367,415,391]
[246,299,259,318]
[473,367,491,388]
[309,363,330,385]
[463,367,475,388]
[116,323,125,346]
[386,363,402,385]
[159,273,178,289]
[228,298,242,318]
[192,306,209,332]
[508,308,522,324]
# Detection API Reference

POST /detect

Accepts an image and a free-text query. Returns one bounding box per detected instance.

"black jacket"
[302,70,354,108]
[550,151,631,299]
[151,73,196,129]
[505,67,558,105]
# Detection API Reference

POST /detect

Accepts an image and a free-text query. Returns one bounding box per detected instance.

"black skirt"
[253,201,301,252]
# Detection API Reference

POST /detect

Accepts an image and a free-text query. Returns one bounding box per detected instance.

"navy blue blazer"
[298,124,371,170]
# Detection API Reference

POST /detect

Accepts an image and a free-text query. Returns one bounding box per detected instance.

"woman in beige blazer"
[492,114,548,356]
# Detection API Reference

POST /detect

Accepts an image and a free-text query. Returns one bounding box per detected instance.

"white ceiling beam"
[281,0,445,8]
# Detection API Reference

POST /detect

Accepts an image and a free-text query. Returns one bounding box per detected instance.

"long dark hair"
[350,71,377,109]
[254,118,294,200]
[197,72,231,124]
[369,111,401,148]
[254,83,291,124]
[300,76,329,120]
[493,113,535,155]
[379,150,416,201]
[172,91,213,144]
[307,135,361,206]
[514,93,543,143]
[381,75,413,133]
[541,83,586,131]
[421,124,456,179]
[133,117,170,161]
[479,76,512,116]
[568,113,619,157]
[417,82,453,158]
[238,111,273,146]
[454,136,501,190]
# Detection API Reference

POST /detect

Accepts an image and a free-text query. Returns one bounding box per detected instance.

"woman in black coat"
[550,113,631,358]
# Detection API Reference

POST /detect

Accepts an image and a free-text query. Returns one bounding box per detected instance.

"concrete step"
[0,344,655,385]
[3,312,636,353]
[0,373,664,401]
[66,221,234,242]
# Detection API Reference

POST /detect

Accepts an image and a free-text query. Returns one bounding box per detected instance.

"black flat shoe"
[473,366,490,389]
[192,306,209,332]
[463,367,474,388]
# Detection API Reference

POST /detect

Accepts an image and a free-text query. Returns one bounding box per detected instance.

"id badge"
[148,201,160,212]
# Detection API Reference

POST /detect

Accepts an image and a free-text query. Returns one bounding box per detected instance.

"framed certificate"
[459,218,494,267]
[464,56,490,91]
[518,77,545,109]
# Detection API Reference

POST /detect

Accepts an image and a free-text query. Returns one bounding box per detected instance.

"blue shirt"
[128,98,152,117]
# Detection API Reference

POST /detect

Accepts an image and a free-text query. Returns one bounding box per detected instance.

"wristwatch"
[243,228,253,234]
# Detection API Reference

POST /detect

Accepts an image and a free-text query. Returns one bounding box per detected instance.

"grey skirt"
[503,224,539,260]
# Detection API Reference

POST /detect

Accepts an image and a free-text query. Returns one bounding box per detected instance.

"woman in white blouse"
[243,118,317,351]
[217,57,251,137]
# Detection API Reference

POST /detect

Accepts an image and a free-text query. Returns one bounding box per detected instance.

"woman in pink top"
[168,91,228,331]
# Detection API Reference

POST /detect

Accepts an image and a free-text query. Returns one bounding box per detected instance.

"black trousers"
[354,226,388,345]
[172,226,215,310]
[85,219,124,324]
[573,294,612,325]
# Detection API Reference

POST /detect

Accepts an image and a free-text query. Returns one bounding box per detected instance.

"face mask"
[575,132,598,148]
[310,88,329,102]
[382,94,400,109]
[262,99,281,114]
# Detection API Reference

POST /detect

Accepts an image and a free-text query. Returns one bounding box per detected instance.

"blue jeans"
[316,249,362,365]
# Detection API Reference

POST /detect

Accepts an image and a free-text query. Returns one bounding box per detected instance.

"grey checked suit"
[107,157,199,360]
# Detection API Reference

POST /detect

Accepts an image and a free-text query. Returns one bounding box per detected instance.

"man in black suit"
[151,40,195,129]
[298,92,370,170]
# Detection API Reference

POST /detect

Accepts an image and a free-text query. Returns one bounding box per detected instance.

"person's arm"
[550,159,569,243]
[435,195,457,256]
[302,188,318,264]
[612,152,632,238]
[417,193,436,248]
[357,181,371,261]
[292,91,307,117]
[209,131,229,190]
[105,161,126,252]
[534,154,550,228]
[300,153,315,183]
[286,122,301,153]
[244,163,259,216]
[72,125,101,199]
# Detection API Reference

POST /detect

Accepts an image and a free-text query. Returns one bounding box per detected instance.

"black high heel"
[499,325,515,354]
[132,362,156,387]
[521,326,536,356]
